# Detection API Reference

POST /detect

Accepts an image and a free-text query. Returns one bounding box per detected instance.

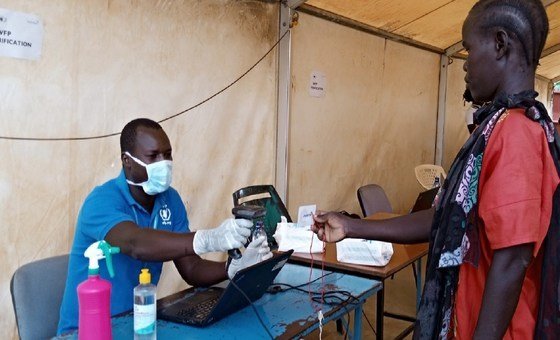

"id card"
[297,204,317,228]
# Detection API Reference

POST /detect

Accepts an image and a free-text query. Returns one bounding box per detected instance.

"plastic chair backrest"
[357,184,393,217]
[232,185,291,249]
[10,254,69,340]
[414,164,447,190]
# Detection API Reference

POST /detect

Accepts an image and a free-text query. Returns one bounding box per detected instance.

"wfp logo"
[0,16,6,23]
[159,206,172,225]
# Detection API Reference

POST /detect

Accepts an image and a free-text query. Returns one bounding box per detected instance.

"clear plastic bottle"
[134,268,157,340]
[253,220,267,242]
[433,176,441,188]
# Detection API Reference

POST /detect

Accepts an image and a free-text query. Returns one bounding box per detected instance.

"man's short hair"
[120,118,163,153]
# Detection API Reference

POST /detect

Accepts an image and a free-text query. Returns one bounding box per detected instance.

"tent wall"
[443,60,554,170]
[0,1,277,338]
[442,59,471,170]
[535,77,552,112]
[288,13,440,216]
[2,2,555,339]
[288,12,555,217]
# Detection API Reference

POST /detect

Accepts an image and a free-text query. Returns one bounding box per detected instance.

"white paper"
[273,217,323,253]
[309,71,326,98]
[297,204,316,228]
[0,8,43,61]
[336,238,393,266]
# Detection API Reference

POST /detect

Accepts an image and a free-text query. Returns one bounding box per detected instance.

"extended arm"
[106,221,195,261]
[173,255,227,287]
[312,207,434,244]
[105,218,251,262]
[173,235,273,287]
[473,243,533,339]
[107,221,271,287]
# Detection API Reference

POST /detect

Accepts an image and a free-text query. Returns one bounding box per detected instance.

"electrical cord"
[232,275,351,340]
[303,230,377,336]
[227,244,373,338]
[0,29,290,141]
[266,271,336,294]
[314,291,376,337]
[229,278,274,340]
[272,282,357,302]
[324,292,376,336]
[344,312,351,340]
[308,234,326,308]
[230,272,352,340]
[311,290,359,306]
[272,283,377,336]
[362,309,376,336]
[230,279,378,339]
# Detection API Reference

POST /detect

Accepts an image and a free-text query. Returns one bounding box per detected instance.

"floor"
[305,261,424,339]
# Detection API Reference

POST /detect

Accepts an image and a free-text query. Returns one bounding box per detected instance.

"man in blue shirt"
[58,118,270,334]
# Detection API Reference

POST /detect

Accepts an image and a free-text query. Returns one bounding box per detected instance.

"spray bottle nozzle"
[84,240,120,277]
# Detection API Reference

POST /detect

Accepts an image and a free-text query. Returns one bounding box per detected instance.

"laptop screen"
[157,250,293,327]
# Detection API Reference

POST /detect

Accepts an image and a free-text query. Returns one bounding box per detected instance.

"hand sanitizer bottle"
[134,268,157,340]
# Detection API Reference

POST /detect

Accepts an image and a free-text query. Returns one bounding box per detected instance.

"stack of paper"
[336,239,393,266]
[273,218,324,253]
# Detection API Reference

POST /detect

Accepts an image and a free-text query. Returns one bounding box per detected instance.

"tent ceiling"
[301,0,560,82]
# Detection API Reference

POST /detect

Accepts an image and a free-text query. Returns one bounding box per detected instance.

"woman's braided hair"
[469,0,549,69]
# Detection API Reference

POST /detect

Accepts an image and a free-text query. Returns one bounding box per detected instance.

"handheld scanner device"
[84,240,121,277]
[229,205,267,260]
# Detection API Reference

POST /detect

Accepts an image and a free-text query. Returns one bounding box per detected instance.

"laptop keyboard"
[176,296,220,323]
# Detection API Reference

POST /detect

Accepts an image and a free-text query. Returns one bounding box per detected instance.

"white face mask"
[125,152,173,195]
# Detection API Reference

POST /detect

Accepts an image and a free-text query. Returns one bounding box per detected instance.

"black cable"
[157,28,289,125]
[300,271,336,287]
[320,292,377,336]
[242,272,377,338]
[344,311,350,340]
[0,29,290,142]
[311,290,359,306]
[273,282,360,306]
[321,292,374,338]
[0,130,122,142]
[314,290,354,339]
[277,283,376,337]
[316,292,377,336]
[326,292,376,336]
[229,278,274,340]
[267,271,336,294]
[362,309,376,335]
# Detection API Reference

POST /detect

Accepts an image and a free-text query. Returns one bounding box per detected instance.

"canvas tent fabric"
[303,0,560,82]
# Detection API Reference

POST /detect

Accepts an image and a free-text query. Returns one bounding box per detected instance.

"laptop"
[410,187,439,213]
[157,249,294,327]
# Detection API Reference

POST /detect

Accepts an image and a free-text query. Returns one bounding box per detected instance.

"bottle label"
[134,303,156,334]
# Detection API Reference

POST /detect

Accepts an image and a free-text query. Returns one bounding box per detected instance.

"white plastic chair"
[414,164,447,190]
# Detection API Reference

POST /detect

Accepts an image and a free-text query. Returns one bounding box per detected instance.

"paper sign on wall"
[0,8,43,61]
[309,71,326,98]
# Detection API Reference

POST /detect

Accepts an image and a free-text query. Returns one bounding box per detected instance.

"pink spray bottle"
[77,240,120,340]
